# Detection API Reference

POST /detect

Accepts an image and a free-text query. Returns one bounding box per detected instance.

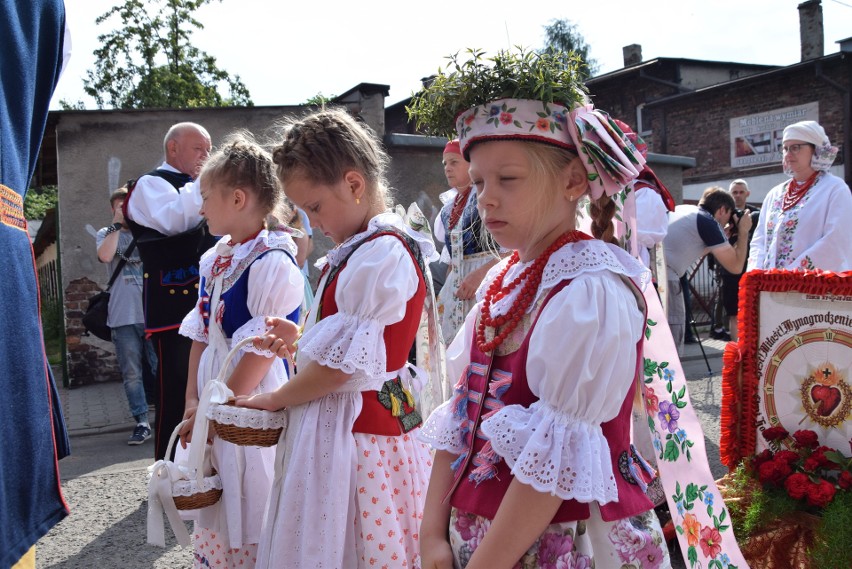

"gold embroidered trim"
[1,185,27,231]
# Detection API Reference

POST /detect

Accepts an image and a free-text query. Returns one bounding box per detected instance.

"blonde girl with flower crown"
[410,50,672,569]
[177,132,305,568]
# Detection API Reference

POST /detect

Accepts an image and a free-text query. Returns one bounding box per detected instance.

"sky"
[51,0,852,110]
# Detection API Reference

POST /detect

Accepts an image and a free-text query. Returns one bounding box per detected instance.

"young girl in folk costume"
[409,50,673,568]
[177,133,305,567]
[434,140,501,344]
[236,108,438,568]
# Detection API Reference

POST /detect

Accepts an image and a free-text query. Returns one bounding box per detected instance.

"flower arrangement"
[406,48,589,139]
[723,426,852,569]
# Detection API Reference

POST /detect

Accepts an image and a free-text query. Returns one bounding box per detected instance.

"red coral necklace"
[782,171,819,212]
[447,185,472,230]
[475,230,590,353]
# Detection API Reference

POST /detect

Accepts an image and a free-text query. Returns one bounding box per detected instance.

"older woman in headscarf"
[748,120,852,272]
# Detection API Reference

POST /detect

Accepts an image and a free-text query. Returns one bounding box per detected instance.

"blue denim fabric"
[111,323,158,422]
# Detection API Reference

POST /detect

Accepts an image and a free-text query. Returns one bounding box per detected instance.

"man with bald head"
[124,121,217,459]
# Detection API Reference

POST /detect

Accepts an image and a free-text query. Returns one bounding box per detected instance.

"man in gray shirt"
[663,187,752,353]
[96,187,158,444]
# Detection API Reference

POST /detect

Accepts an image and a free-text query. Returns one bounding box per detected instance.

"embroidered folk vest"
[318,229,426,435]
[449,279,653,523]
[124,169,218,333]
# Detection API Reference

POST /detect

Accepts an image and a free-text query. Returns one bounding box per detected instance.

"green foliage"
[542,18,599,80]
[304,92,336,107]
[406,47,589,139]
[811,491,852,568]
[83,0,252,109]
[24,185,58,220]
[40,297,64,366]
[59,99,86,110]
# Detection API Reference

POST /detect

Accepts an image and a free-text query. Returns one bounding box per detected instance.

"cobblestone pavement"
[38,339,728,567]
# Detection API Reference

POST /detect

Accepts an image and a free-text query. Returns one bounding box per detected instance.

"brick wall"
[65,277,121,385]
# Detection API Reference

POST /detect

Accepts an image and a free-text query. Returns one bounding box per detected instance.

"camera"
[732,208,745,222]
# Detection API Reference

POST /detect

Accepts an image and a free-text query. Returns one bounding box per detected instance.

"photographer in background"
[711,180,760,341]
[96,186,158,445]
[663,187,752,353]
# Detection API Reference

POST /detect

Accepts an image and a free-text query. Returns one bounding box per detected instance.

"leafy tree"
[542,19,599,80]
[304,92,336,107]
[83,0,252,109]
[24,186,58,220]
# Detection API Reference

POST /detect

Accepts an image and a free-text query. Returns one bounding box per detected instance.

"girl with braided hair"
[409,50,672,568]
[237,108,440,568]
[176,131,305,567]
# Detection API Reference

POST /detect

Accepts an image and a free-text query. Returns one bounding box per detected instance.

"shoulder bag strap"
[105,237,138,291]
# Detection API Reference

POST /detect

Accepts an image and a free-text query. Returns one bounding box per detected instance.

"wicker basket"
[171,471,223,510]
[153,420,223,510]
[204,336,289,447]
[208,400,288,447]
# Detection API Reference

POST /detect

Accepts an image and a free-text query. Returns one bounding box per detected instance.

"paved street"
[36,338,728,568]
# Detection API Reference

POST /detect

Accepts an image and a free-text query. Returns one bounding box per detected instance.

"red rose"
[774,450,799,465]
[838,470,852,490]
[758,458,792,487]
[762,426,789,442]
[805,478,836,508]
[803,447,837,472]
[784,472,810,500]
[752,449,774,470]
[792,430,819,449]
[499,112,512,125]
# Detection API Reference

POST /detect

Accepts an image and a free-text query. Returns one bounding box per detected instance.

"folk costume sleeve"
[128,172,203,235]
[236,248,305,357]
[481,271,645,504]
[297,235,419,385]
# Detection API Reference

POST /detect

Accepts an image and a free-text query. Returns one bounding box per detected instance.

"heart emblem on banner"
[810,384,842,417]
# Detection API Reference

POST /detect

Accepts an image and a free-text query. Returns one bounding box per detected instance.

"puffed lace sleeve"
[480,271,645,504]
[232,251,305,357]
[418,306,476,454]
[297,236,419,379]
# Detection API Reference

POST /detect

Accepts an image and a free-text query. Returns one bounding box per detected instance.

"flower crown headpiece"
[407,48,645,200]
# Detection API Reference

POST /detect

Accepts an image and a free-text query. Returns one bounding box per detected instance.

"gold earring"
[356,197,361,205]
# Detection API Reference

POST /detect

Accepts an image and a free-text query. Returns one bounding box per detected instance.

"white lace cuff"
[480,401,619,504]
[207,403,289,430]
[179,312,208,343]
[418,399,467,454]
[298,311,387,376]
[231,316,278,358]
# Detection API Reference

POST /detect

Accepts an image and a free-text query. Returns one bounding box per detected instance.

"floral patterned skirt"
[448,504,671,569]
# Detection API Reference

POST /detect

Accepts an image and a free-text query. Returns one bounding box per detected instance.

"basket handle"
[216,336,258,382]
[186,335,256,484]
[148,420,193,548]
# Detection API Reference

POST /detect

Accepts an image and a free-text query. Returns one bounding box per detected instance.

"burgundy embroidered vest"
[318,230,426,435]
[449,279,653,523]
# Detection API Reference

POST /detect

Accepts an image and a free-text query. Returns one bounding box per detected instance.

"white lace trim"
[476,240,650,314]
[321,212,438,268]
[148,463,223,497]
[479,400,619,504]
[418,399,467,454]
[298,311,388,377]
[199,230,298,280]
[171,473,223,497]
[179,317,208,343]
[206,403,289,430]
[231,316,278,358]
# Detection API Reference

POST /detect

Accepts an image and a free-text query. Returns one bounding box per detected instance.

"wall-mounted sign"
[730,102,819,168]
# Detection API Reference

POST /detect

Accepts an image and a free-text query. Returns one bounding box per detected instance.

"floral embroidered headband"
[408,48,645,200]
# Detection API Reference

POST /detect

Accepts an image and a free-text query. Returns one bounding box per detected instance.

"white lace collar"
[200,229,298,280]
[476,239,651,314]
[317,211,439,269]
